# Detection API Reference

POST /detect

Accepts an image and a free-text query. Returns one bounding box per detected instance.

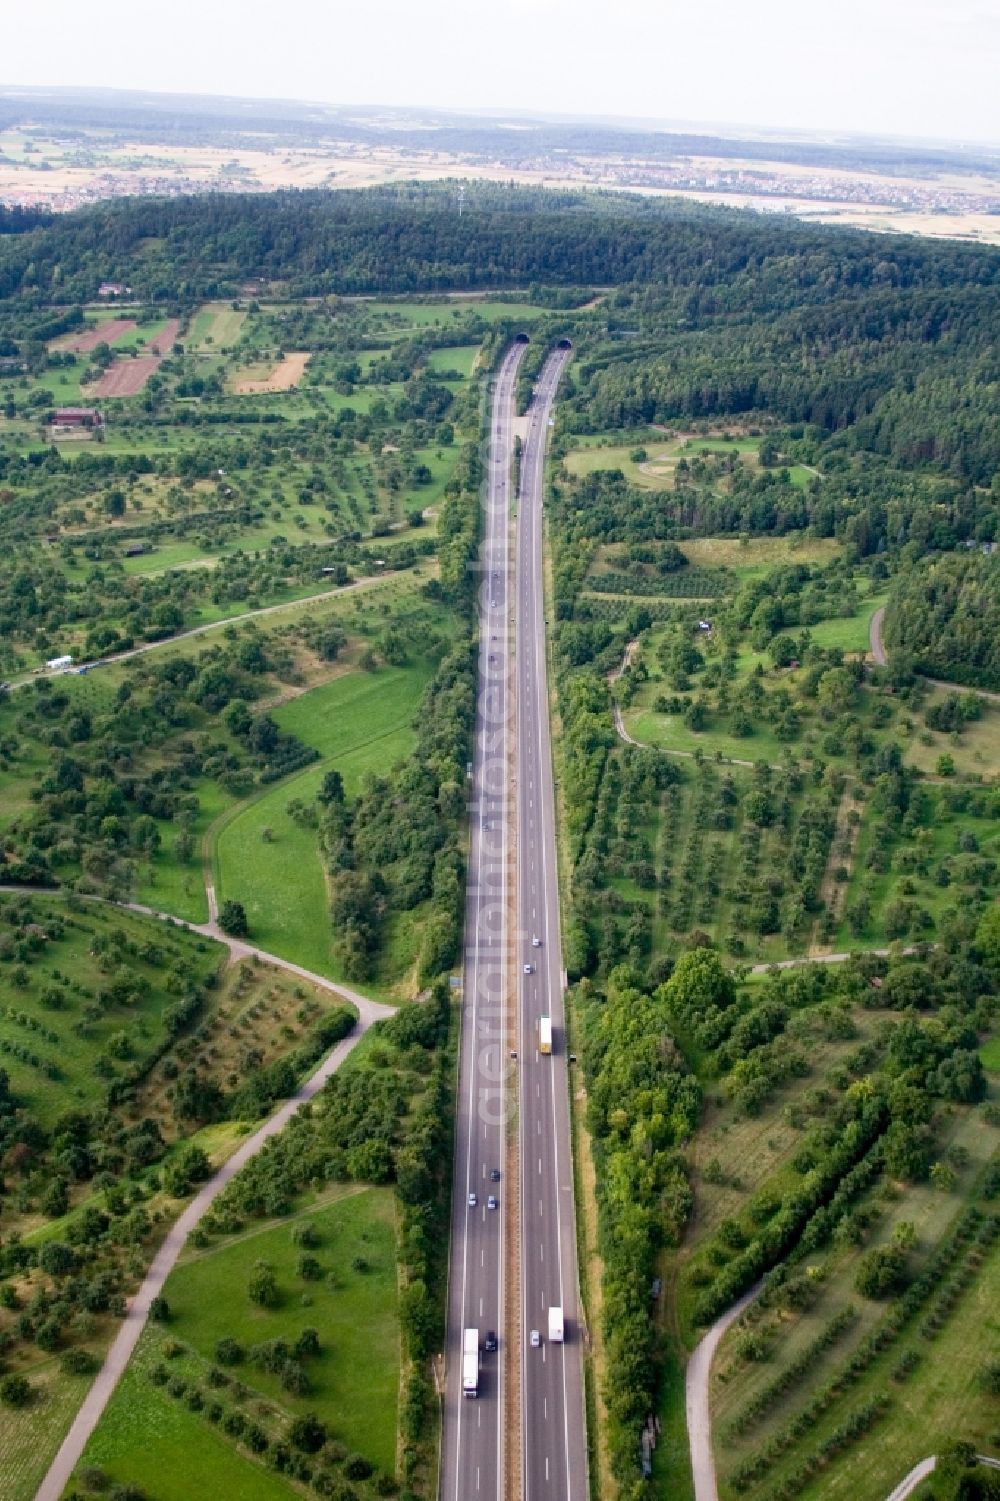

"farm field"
[187,301,249,350]
[710,1102,1000,1501]
[0,893,224,1124]
[230,352,311,393]
[215,659,435,986]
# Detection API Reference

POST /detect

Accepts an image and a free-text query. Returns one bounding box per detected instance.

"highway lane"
[516,345,588,1500]
[440,339,526,1501]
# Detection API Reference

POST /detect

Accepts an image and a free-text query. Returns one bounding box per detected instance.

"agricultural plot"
[77,1186,400,1501]
[187,301,248,351]
[230,352,311,393]
[575,748,847,968]
[215,658,435,987]
[0,894,224,1125]
[53,318,137,354]
[710,1103,1000,1501]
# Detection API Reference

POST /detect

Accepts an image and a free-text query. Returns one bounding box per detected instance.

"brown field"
[147,318,182,355]
[85,323,182,396]
[88,355,160,396]
[231,351,311,393]
[56,319,136,353]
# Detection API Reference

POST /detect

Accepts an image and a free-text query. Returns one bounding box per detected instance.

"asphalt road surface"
[440,340,527,1501]
[515,346,588,1500]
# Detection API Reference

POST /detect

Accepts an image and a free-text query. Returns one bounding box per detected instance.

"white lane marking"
[540,1241,544,1261]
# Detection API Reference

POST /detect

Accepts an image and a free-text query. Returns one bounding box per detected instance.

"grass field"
[361,298,548,329]
[903,684,1000,779]
[215,660,434,986]
[564,434,816,493]
[0,1357,103,1501]
[187,301,248,351]
[425,343,479,376]
[678,535,844,577]
[982,1036,1000,1071]
[78,1186,399,1498]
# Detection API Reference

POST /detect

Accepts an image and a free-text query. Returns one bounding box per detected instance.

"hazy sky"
[6,0,999,145]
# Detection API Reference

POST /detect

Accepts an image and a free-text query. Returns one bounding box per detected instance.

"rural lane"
[884,1454,1000,1501]
[870,605,888,666]
[868,604,1000,704]
[34,982,393,1501]
[686,1282,763,1501]
[884,1456,937,1501]
[7,571,398,693]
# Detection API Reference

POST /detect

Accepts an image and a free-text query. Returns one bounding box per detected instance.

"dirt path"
[686,1282,763,1501]
[869,605,888,666]
[608,637,639,685]
[9,571,397,692]
[612,704,760,768]
[29,890,394,1501]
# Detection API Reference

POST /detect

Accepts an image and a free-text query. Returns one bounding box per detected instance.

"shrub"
[0,1373,31,1406]
[855,1245,907,1300]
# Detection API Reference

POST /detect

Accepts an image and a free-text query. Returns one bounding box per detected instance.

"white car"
[530,1329,540,1348]
[487,1195,498,1210]
[468,1192,477,1208]
[532,936,541,947]
[523,963,534,975]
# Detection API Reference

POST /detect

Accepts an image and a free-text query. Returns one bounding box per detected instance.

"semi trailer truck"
[462,1328,479,1397]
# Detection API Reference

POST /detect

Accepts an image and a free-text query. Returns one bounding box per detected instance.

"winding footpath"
[16,886,395,1501]
[686,1284,763,1501]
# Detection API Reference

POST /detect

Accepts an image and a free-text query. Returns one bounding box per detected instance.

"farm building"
[51,407,104,429]
[98,282,132,298]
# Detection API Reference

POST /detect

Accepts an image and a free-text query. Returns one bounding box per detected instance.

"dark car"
[485,1329,498,1352]
[490,1168,501,1182]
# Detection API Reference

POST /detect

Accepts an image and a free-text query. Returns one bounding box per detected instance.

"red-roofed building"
[51,408,104,428]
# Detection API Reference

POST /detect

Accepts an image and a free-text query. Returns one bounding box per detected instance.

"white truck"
[539,1016,552,1055]
[548,1306,564,1344]
[462,1327,479,1397]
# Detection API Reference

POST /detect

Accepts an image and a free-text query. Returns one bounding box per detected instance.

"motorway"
[515,344,588,1500]
[440,338,526,1501]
